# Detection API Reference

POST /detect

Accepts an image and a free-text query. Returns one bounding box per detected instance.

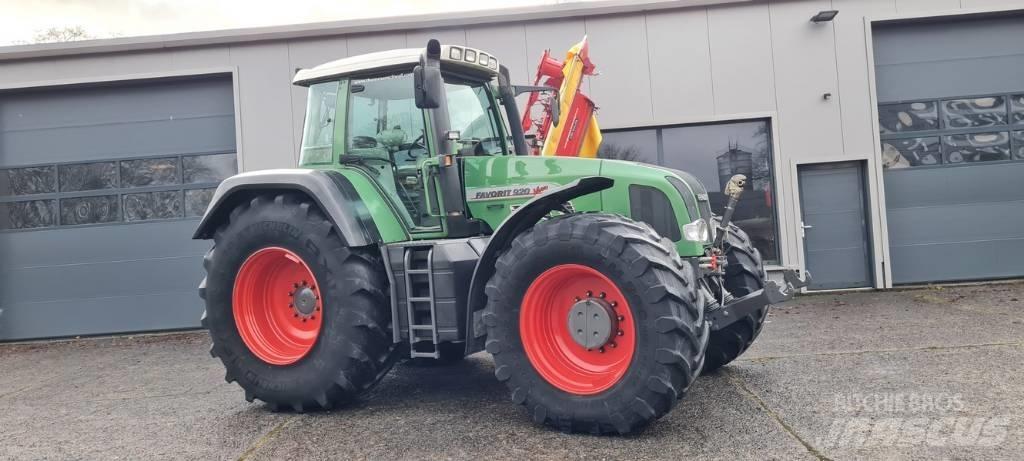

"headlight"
[464,49,477,63]
[682,219,709,242]
[449,46,463,61]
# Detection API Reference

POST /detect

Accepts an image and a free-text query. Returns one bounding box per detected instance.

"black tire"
[200,193,396,411]
[702,218,767,374]
[482,213,709,434]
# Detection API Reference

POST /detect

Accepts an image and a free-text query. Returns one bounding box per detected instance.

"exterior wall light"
[811,10,839,23]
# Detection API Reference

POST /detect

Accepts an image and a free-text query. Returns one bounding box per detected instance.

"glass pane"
[942,132,1010,164]
[1013,131,1024,160]
[0,200,56,230]
[60,195,120,225]
[942,96,1006,129]
[300,81,339,165]
[878,101,937,134]
[185,188,216,217]
[182,153,237,184]
[124,191,183,221]
[59,162,117,192]
[1,166,56,196]
[660,120,778,263]
[598,129,658,164]
[1012,94,1024,125]
[120,157,179,188]
[446,82,503,156]
[881,137,940,168]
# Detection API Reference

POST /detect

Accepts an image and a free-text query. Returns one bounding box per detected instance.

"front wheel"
[702,218,768,373]
[483,213,709,434]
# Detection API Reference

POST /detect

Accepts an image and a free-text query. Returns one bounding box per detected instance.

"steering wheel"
[398,134,427,162]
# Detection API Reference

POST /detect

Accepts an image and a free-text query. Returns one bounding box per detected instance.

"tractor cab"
[293,42,525,235]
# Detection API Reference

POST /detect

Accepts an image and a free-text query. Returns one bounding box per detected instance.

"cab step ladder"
[404,246,440,358]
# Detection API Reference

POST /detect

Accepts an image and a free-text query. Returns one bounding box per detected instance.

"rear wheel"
[483,213,708,434]
[201,193,396,411]
[702,218,767,374]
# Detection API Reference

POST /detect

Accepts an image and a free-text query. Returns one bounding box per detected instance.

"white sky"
[0,0,581,45]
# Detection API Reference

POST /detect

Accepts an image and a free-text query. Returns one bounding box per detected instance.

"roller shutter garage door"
[874,14,1024,284]
[0,75,237,340]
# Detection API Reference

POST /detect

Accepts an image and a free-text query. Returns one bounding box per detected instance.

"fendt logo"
[466,183,556,202]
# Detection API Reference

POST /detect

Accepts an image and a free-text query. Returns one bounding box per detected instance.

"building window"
[600,119,779,264]
[879,92,1024,169]
[0,152,236,231]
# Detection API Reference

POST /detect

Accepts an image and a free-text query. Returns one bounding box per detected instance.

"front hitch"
[707,269,811,331]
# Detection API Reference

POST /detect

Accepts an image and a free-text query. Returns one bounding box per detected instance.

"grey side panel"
[885,162,1024,284]
[192,168,381,246]
[798,162,872,290]
[873,14,1024,102]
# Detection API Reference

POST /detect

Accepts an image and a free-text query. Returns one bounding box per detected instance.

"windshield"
[444,81,504,155]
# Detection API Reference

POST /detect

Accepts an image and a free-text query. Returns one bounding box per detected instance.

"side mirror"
[513,85,560,127]
[414,65,443,109]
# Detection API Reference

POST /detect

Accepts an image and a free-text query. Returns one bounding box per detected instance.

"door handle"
[801,224,814,229]
[800,222,812,238]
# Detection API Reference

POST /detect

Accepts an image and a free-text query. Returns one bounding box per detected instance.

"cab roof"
[293,45,500,86]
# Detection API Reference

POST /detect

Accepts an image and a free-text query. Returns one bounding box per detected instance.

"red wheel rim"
[233,247,322,365]
[520,264,635,395]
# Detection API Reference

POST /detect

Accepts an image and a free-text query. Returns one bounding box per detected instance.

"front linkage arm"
[706,174,811,331]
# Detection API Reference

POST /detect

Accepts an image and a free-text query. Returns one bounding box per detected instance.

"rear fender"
[464,176,614,353]
[192,169,381,246]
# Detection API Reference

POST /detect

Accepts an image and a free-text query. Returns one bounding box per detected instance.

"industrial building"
[2,0,1023,340]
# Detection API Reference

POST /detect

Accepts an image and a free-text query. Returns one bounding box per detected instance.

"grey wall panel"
[346,32,407,56]
[874,14,1024,102]
[707,2,775,114]
[769,0,844,160]
[228,43,295,170]
[585,14,654,128]
[895,0,959,12]
[645,8,715,121]
[406,27,466,48]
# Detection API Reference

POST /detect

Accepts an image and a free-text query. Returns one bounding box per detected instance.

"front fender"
[463,176,614,353]
[192,169,381,246]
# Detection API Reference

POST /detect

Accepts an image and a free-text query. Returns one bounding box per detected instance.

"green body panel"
[462,156,602,224]
[333,167,410,243]
[462,156,706,257]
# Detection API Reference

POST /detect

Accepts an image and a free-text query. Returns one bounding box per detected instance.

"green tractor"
[195,40,807,434]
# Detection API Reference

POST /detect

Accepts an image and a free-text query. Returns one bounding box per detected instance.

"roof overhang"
[0,0,752,63]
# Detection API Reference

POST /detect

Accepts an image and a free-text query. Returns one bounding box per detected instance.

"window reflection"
[602,120,779,263]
